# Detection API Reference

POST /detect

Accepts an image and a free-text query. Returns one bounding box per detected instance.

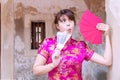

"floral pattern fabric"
[37,36,94,80]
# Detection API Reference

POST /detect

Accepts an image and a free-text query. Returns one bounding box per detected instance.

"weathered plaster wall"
[84,0,106,22]
[1,0,14,79]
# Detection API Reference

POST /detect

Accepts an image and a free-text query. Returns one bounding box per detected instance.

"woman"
[33,9,112,80]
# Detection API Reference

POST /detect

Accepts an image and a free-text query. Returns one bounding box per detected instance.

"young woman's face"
[57,15,75,34]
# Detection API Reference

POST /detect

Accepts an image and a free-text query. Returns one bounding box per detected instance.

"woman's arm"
[33,49,61,76]
[90,23,112,66]
[33,55,55,76]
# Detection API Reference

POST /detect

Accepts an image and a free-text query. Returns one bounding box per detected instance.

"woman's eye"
[59,20,63,22]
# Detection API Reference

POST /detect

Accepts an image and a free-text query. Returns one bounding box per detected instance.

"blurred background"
[1,0,120,80]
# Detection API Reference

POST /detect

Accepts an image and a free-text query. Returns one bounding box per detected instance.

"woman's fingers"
[52,49,61,67]
[96,23,109,32]
[52,49,60,59]
[54,53,60,59]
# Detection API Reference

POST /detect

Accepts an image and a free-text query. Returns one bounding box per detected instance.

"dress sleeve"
[37,38,49,60]
[80,41,94,61]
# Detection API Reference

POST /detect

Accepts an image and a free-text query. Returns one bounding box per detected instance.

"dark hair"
[54,9,76,25]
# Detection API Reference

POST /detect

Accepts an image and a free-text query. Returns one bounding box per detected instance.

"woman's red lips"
[68,29,72,32]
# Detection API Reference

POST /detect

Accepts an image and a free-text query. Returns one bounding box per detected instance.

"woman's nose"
[67,24,70,26]
[66,20,71,27]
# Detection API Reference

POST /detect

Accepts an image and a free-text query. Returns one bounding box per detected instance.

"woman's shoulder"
[71,38,86,45]
[71,38,87,48]
[43,36,56,43]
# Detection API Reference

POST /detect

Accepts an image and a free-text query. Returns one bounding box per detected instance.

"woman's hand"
[51,49,61,68]
[96,23,110,35]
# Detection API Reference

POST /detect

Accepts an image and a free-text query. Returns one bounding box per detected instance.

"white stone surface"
[106,0,120,80]
[109,0,120,26]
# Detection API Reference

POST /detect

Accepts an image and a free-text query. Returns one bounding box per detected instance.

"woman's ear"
[56,24,60,30]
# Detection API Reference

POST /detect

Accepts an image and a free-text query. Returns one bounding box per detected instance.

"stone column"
[106,0,120,80]
[1,0,14,79]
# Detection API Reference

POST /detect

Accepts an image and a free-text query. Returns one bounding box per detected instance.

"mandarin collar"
[55,35,72,44]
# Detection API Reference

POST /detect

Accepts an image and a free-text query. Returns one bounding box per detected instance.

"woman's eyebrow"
[59,17,67,21]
